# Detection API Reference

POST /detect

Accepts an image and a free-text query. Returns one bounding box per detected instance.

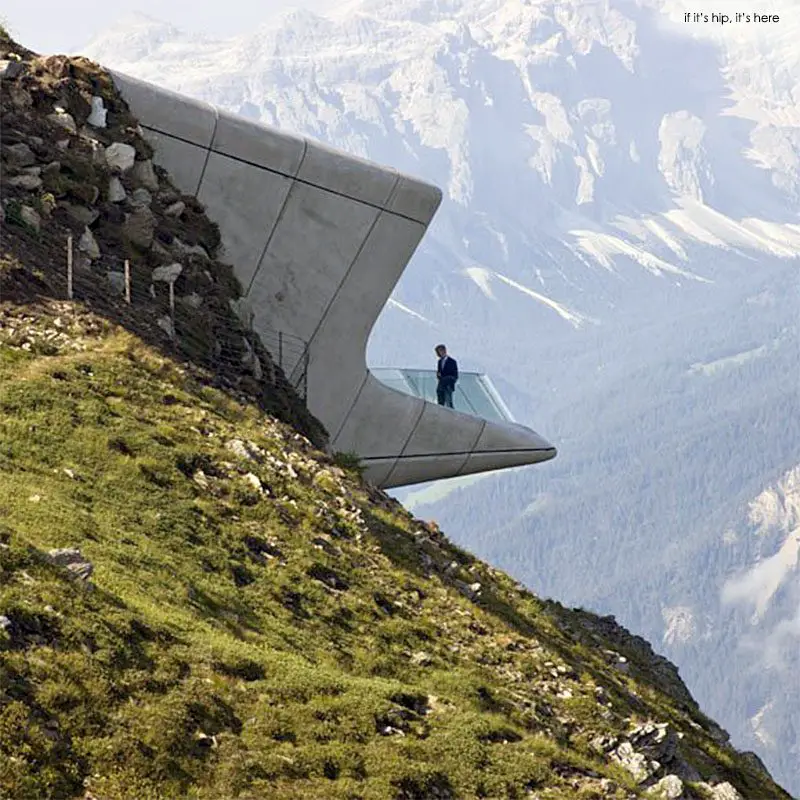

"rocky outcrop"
[0,32,327,450]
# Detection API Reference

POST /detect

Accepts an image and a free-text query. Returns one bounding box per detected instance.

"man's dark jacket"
[438,356,458,381]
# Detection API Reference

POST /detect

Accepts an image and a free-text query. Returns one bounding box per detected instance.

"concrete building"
[110,71,557,487]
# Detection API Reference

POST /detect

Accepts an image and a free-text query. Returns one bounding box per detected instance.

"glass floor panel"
[372,368,515,424]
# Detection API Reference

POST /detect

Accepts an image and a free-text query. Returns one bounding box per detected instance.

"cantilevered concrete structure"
[110,72,557,488]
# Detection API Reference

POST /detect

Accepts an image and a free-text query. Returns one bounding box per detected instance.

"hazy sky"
[2,0,335,54]
[3,0,795,56]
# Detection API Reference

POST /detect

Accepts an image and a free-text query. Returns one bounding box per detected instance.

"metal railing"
[260,328,310,401]
[371,367,516,423]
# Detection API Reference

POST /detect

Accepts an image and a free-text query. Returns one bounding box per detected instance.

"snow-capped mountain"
[81,0,800,791]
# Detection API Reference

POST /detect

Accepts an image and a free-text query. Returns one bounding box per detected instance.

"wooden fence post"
[169,280,176,342]
[124,259,131,304]
[66,235,73,300]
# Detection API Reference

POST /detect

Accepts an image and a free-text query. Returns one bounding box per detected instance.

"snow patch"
[493,272,592,328]
[386,298,432,324]
[464,266,496,299]
[689,345,770,377]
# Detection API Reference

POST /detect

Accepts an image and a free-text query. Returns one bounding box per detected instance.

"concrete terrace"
[110,71,556,487]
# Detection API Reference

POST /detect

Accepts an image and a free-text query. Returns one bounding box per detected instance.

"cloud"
[721,531,800,617]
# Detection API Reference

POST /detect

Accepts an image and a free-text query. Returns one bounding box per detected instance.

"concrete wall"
[111,71,556,488]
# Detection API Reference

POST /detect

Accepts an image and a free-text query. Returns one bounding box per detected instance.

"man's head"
[435,344,447,357]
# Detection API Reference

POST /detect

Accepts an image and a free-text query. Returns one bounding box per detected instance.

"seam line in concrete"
[454,418,487,478]
[195,108,219,195]
[245,138,310,299]
[330,371,370,446]
[362,446,556,462]
[383,395,428,487]
[302,172,402,360]
[141,124,427,225]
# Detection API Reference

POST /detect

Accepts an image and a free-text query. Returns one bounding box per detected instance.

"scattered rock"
[47,110,77,134]
[131,158,159,191]
[7,173,42,190]
[646,775,684,799]
[242,472,264,493]
[46,548,93,581]
[152,262,182,283]
[164,200,186,217]
[150,239,172,261]
[86,96,107,128]
[78,227,101,260]
[453,579,482,601]
[410,651,433,666]
[19,205,41,232]
[312,536,339,556]
[62,203,99,227]
[192,470,210,490]
[0,615,11,631]
[105,142,136,173]
[244,535,284,562]
[225,439,263,463]
[0,60,24,80]
[173,237,209,259]
[708,783,743,800]
[123,207,156,249]
[306,563,349,591]
[130,187,152,208]
[107,271,126,295]
[630,721,678,764]
[612,741,659,784]
[5,142,36,167]
[108,176,126,203]
[86,139,106,166]
[8,86,32,109]
[179,292,203,309]
[156,315,174,338]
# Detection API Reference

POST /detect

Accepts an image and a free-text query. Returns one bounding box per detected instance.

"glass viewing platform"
[371,368,515,424]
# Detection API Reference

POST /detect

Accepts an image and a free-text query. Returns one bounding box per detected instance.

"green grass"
[0,309,791,800]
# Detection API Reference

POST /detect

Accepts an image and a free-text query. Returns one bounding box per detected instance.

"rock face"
[104,142,136,172]
[151,262,182,283]
[19,205,41,232]
[5,142,36,167]
[87,95,107,128]
[123,208,155,249]
[78,227,100,260]
[0,59,24,80]
[46,548,94,581]
[7,173,42,190]
[108,176,126,202]
[131,158,158,190]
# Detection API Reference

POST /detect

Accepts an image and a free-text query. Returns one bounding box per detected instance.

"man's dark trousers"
[437,377,455,408]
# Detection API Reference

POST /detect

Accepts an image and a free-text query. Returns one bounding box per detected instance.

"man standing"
[435,344,458,408]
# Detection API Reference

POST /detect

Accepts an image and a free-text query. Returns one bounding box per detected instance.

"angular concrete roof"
[110,71,556,487]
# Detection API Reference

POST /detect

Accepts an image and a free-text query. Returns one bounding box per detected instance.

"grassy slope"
[0,306,791,800]
[0,27,791,800]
